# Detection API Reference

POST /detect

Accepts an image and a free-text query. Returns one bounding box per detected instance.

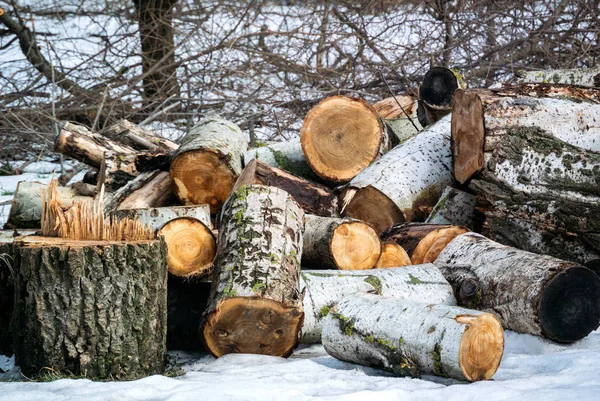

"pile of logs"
[2,66,600,383]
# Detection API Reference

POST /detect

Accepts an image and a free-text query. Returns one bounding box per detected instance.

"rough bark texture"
[0,239,15,356]
[12,237,168,379]
[302,215,381,270]
[516,67,600,88]
[426,186,476,229]
[234,159,338,217]
[201,185,304,357]
[98,151,171,192]
[104,170,176,213]
[102,119,178,151]
[170,116,248,213]
[342,115,454,233]
[322,293,504,382]
[435,232,600,343]
[110,205,211,232]
[300,264,456,343]
[6,181,92,229]
[451,84,600,184]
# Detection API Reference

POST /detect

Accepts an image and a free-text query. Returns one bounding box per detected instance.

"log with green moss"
[516,67,600,88]
[425,186,476,229]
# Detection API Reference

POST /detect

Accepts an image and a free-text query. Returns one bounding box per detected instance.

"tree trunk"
[104,171,176,213]
[341,115,454,233]
[302,215,381,270]
[102,119,178,151]
[381,223,469,265]
[373,95,422,144]
[201,185,304,357]
[375,242,411,268]
[435,232,600,343]
[5,181,92,229]
[300,96,391,184]
[322,293,504,382]
[133,0,180,104]
[300,264,456,343]
[418,67,462,127]
[425,186,476,229]
[516,67,600,88]
[234,159,338,217]
[12,236,168,379]
[170,116,248,213]
[451,84,600,184]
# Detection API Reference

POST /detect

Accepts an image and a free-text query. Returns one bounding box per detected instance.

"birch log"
[234,159,338,217]
[102,119,178,151]
[516,67,600,88]
[435,233,600,343]
[201,185,304,357]
[373,95,422,144]
[322,293,504,382]
[451,84,600,183]
[300,96,391,184]
[341,115,454,233]
[302,215,381,270]
[425,186,476,229]
[170,116,248,213]
[300,264,456,343]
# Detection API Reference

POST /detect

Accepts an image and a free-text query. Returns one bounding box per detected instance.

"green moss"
[376,338,397,351]
[331,313,355,336]
[432,343,449,378]
[320,305,331,317]
[407,274,422,285]
[251,282,265,293]
[365,335,375,343]
[364,275,382,295]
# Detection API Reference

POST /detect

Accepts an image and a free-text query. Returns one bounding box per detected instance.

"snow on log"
[201,185,304,357]
[322,293,504,382]
[300,264,456,343]
[102,119,178,151]
[234,159,338,217]
[170,116,248,213]
[302,215,381,270]
[451,84,600,184]
[516,67,600,88]
[300,96,391,184]
[375,242,411,268]
[341,115,454,233]
[435,232,600,343]
[425,186,476,229]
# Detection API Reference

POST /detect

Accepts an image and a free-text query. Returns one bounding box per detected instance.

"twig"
[379,71,421,133]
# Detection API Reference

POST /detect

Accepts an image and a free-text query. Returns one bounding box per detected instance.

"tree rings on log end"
[451,90,485,184]
[331,221,381,270]
[538,266,600,343]
[300,96,384,183]
[457,313,504,382]
[411,226,469,264]
[202,297,303,357]
[342,185,404,234]
[170,150,237,213]
[376,242,411,268]
[158,217,216,277]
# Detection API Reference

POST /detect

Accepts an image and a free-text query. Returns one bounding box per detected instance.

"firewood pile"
[2,66,600,382]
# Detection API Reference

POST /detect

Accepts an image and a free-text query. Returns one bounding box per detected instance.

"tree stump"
[201,185,304,357]
[12,236,168,379]
[300,264,456,343]
[435,232,600,343]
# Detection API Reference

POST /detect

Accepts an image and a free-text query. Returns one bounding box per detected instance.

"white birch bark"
[244,138,319,181]
[516,67,600,88]
[425,187,476,229]
[110,205,212,232]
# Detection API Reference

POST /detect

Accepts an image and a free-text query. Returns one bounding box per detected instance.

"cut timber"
[300,264,456,343]
[302,215,381,270]
[102,119,178,151]
[54,122,135,168]
[12,236,167,379]
[98,151,171,192]
[167,276,211,351]
[375,243,411,268]
[516,67,600,88]
[374,95,422,144]
[322,293,503,382]
[451,84,600,184]
[104,171,176,213]
[342,115,454,233]
[426,186,476,229]
[234,159,338,217]
[110,205,211,232]
[300,96,390,184]
[170,116,248,213]
[435,232,600,343]
[0,235,17,356]
[202,185,304,357]
[381,223,469,265]
[244,138,320,182]
[418,67,463,127]
[6,181,92,229]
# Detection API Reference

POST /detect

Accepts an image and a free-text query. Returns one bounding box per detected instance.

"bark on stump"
[300,96,391,184]
[341,115,454,233]
[381,223,469,265]
[302,215,381,270]
[170,116,248,213]
[322,293,504,382]
[201,185,304,357]
[435,232,600,343]
[425,186,476,230]
[300,264,456,343]
[235,159,338,217]
[12,236,168,379]
[516,67,600,88]
[375,242,411,268]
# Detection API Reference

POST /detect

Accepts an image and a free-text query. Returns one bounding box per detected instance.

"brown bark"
[102,119,178,151]
[104,171,176,213]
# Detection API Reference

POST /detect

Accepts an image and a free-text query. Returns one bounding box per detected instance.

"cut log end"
[331,221,381,270]
[451,89,485,184]
[375,242,411,268]
[158,217,216,277]
[202,297,303,357]
[170,150,237,213]
[301,96,383,183]
[538,266,600,343]
[411,226,469,264]
[420,67,459,109]
[343,186,404,233]
[458,313,504,382]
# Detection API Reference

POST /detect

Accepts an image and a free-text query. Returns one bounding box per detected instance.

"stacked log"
[102,119,178,151]
[418,67,463,127]
[425,186,476,229]
[373,95,422,144]
[375,243,411,268]
[516,66,600,88]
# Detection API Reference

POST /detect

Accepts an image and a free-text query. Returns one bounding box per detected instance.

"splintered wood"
[41,178,153,241]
